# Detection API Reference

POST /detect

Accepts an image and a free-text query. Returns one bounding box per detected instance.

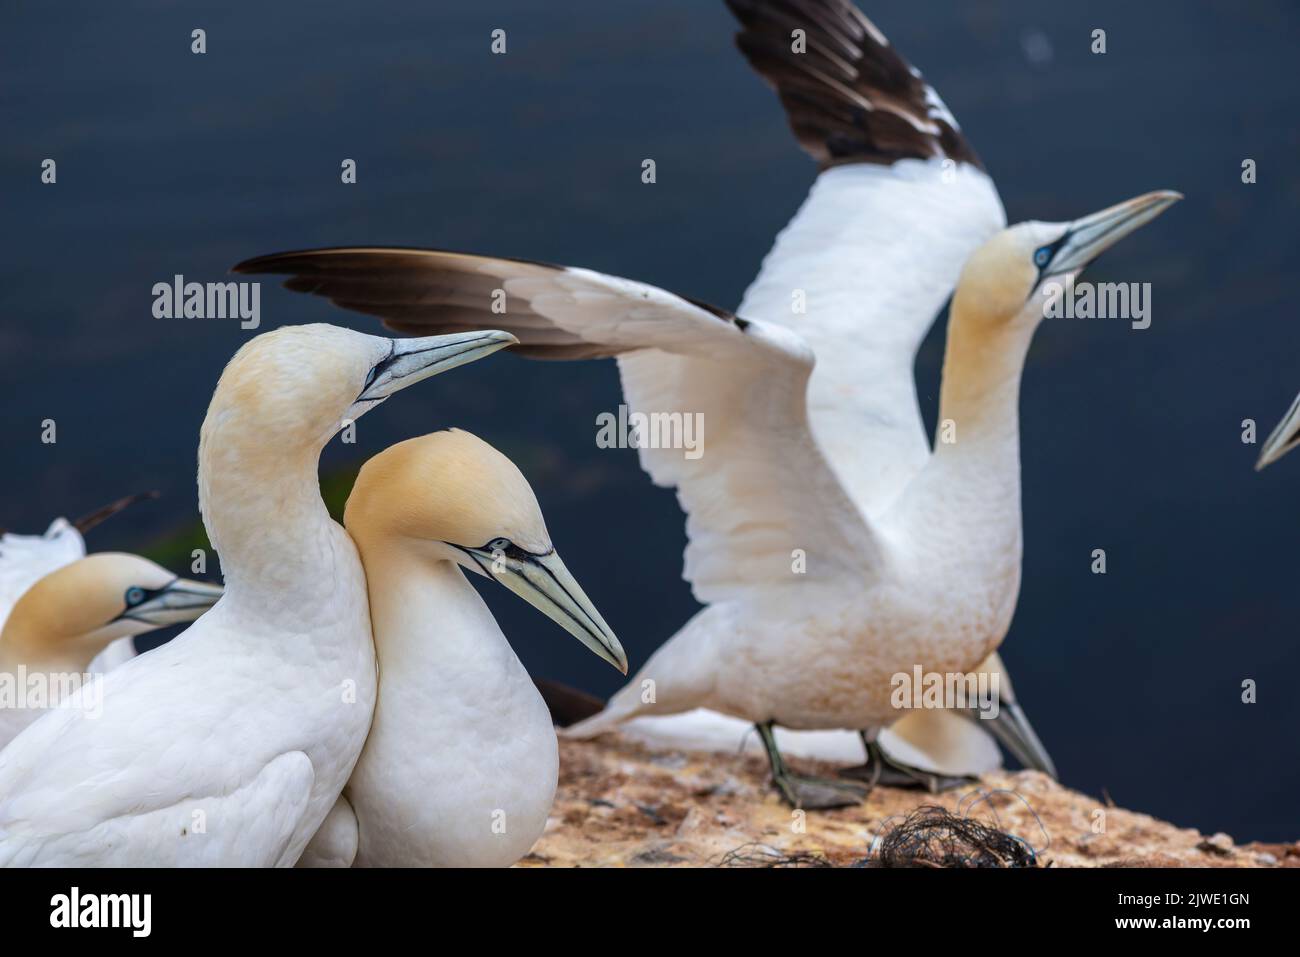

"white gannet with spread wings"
[234,0,1177,805]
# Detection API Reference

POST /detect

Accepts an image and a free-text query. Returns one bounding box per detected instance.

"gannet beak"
[1256,390,1300,470]
[117,579,224,627]
[978,701,1058,779]
[357,330,518,403]
[464,544,627,674]
[1044,190,1182,277]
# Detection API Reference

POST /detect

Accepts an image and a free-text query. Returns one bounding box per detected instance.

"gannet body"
[302,429,625,867]
[0,324,514,864]
[0,553,221,748]
[236,4,1178,804]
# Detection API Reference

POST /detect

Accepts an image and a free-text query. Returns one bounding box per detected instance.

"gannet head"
[205,324,518,452]
[953,190,1182,329]
[0,553,223,668]
[1256,390,1300,470]
[345,428,628,674]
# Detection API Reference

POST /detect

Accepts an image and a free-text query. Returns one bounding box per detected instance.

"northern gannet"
[0,553,221,747]
[299,429,625,868]
[0,324,514,864]
[1,493,163,675]
[233,5,1178,806]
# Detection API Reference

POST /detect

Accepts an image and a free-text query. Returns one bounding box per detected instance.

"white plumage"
[299,429,625,867]
[0,324,514,864]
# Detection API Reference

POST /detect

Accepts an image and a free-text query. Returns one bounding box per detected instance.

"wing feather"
[727,0,1006,514]
[236,249,882,601]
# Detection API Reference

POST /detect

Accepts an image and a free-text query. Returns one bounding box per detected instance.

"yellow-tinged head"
[201,323,518,455]
[346,428,551,555]
[953,190,1182,330]
[345,429,627,673]
[0,553,222,669]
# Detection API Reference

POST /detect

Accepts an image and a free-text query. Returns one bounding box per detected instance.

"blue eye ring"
[1034,247,1052,267]
[125,586,145,607]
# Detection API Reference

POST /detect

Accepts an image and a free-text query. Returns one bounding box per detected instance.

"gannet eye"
[1033,246,1052,268]
[125,587,146,607]
[488,537,511,553]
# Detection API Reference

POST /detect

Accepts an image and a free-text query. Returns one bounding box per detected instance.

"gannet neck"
[934,307,1035,452]
[350,535,491,665]
[0,621,49,672]
[897,299,1035,584]
[0,619,78,672]
[198,418,340,622]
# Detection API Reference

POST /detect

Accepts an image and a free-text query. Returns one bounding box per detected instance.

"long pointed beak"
[1046,190,1182,277]
[463,545,627,674]
[121,579,224,627]
[358,330,517,403]
[1256,390,1300,470]
[976,701,1058,779]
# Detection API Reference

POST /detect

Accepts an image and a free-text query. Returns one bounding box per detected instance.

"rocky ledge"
[524,733,1296,868]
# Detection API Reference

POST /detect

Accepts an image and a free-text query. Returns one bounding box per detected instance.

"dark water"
[3,1,1298,841]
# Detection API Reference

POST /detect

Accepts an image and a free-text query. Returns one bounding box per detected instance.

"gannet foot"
[837,733,974,794]
[774,773,870,810]
[755,720,869,809]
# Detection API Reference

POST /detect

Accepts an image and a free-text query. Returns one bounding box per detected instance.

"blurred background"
[3,1,1298,840]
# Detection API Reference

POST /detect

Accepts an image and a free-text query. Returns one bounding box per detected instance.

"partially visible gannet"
[234,7,1178,805]
[0,324,514,865]
[0,491,157,635]
[1,492,161,674]
[1256,390,1300,470]
[300,429,625,868]
[0,553,221,747]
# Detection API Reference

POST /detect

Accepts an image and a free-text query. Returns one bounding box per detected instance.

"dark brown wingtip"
[72,490,160,534]
[230,254,268,275]
[231,250,326,276]
[726,0,983,171]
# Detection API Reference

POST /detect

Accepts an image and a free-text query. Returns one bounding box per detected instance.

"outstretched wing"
[727,0,1006,515]
[236,248,882,603]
